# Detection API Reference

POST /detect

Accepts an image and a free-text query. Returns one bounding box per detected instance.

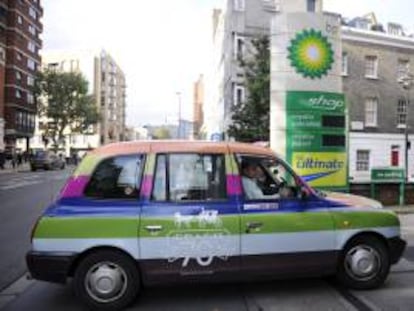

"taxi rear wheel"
[337,235,390,290]
[74,250,140,311]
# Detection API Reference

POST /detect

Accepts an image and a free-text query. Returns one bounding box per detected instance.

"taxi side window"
[84,154,144,199]
[238,154,299,200]
[151,153,227,201]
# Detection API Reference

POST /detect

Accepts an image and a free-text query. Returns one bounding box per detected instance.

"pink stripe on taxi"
[59,176,90,198]
[227,175,242,195]
[140,175,153,198]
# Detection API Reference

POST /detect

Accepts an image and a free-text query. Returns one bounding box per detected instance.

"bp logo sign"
[287,29,334,79]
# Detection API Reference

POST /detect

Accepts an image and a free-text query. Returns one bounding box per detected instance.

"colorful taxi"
[26,141,406,310]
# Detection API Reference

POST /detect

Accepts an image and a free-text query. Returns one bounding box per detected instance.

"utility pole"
[398,72,413,183]
[176,92,182,139]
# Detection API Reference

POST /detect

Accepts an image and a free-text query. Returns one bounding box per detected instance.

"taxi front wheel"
[74,250,140,311]
[337,236,390,290]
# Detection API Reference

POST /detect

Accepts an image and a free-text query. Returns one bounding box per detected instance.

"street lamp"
[176,92,182,139]
[397,72,413,183]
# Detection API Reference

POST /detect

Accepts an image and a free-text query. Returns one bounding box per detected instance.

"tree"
[152,127,171,139]
[227,35,270,142]
[34,69,100,151]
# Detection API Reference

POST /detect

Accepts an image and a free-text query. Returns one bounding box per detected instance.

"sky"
[41,0,414,128]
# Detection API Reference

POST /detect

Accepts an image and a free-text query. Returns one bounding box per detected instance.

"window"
[238,155,299,200]
[27,75,34,86]
[84,155,145,199]
[365,97,378,127]
[234,34,244,61]
[28,24,36,36]
[17,15,23,24]
[151,154,227,201]
[365,56,378,78]
[233,84,245,106]
[16,52,22,61]
[356,150,370,171]
[29,6,37,19]
[27,58,35,70]
[397,59,409,80]
[341,52,348,75]
[307,0,316,12]
[28,41,35,53]
[397,99,408,127]
[15,89,22,99]
[16,111,23,126]
[16,71,22,80]
[27,93,34,104]
[234,0,245,11]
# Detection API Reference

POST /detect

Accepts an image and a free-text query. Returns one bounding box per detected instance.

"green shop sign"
[285,91,347,191]
[371,168,405,183]
[286,91,345,113]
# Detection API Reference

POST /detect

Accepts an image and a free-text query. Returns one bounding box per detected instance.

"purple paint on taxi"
[227,174,242,195]
[140,175,153,197]
[59,176,90,198]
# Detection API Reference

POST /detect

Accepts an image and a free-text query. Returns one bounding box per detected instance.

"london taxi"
[26,141,406,311]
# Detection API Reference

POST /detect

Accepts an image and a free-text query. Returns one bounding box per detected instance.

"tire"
[74,250,140,311]
[337,235,390,290]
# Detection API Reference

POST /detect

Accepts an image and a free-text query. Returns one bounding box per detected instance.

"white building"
[17,49,127,156]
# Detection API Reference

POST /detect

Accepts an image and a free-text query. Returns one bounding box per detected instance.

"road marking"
[0,180,40,190]
[0,173,68,190]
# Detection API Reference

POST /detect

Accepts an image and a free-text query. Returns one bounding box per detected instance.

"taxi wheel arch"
[337,233,390,290]
[72,248,141,311]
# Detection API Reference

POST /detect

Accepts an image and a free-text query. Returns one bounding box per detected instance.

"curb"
[385,206,414,215]
[0,274,33,310]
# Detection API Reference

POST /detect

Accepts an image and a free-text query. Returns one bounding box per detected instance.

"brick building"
[0,0,43,152]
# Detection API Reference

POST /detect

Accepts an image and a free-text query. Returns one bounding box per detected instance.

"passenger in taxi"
[241,160,280,200]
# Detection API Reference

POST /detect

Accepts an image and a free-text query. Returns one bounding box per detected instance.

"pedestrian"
[17,153,22,166]
[0,151,5,169]
[11,151,16,169]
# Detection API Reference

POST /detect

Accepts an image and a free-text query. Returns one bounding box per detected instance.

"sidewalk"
[385,205,414,214]
[0,162,30,174]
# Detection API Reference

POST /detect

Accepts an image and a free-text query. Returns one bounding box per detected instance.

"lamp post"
[176,92,182,139]
[398,72,413,183]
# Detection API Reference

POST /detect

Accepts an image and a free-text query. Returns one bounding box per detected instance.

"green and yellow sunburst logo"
[287,29,334,79]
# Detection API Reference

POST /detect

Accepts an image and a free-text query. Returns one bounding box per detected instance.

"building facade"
[193,74,204,139]
[98,50,126,145]
[207,0,277,138]
[342,26,414,182]
[1,0,43,152]
[209,0,414,183]
[19,49,126,156]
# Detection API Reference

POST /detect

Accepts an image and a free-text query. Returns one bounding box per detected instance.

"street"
[0,168,414,310]
[0,167,72,292]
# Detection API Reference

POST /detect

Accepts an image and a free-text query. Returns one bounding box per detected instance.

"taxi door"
[234,154,337,278]
[138,152,240,284]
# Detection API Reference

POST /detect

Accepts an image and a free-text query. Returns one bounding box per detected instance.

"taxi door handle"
[145,225,163,233]
[246,221,263,233]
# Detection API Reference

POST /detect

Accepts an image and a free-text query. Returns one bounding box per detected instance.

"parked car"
[26,141,406,311]
[30,150,65,171]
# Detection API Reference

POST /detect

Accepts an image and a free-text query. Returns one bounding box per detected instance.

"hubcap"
[85,262,128,303]
[344,245,381,281]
